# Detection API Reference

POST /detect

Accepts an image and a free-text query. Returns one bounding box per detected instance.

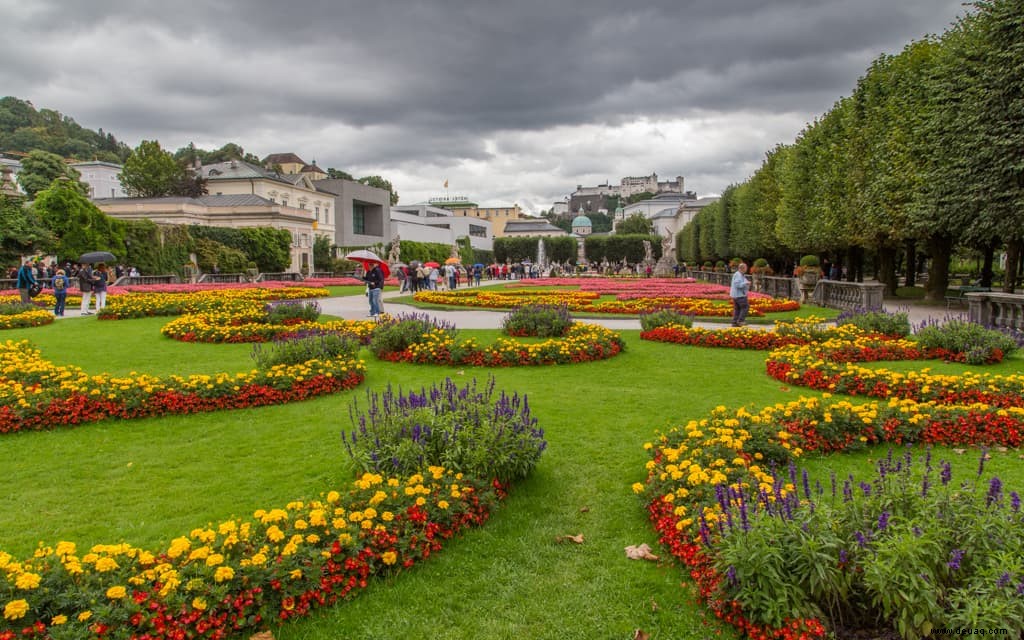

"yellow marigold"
[214,566,235,582]
[51,614,68,625]
[106,585,127,599]
[3,599,29,621]
[438,500,450,510]
[381,551,398,565]
[94,557,119,572]
[192,597,207,611]
[14,572,41,590]
[78,610,92,622]
[205,553,224,567]
[266,525,285,542]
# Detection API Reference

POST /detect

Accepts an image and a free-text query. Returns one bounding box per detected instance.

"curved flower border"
[0,467,504,639]
[161,312,378,344]
[637,324,1024,639]
[0,308,55,331]
[0,340,365,434]
[376,322,625,367]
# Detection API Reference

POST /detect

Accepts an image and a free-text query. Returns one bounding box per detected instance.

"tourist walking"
[79,264,96,314]
[92,264,110,311]
[730,262,750,327]
[16,260,37,304]
[363,262,384,318]
[51,269,70,316]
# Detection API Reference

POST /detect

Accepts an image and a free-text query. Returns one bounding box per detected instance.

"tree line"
[676,0,1022,300]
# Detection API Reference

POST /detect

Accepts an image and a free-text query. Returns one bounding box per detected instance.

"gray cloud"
[0,0,967,208]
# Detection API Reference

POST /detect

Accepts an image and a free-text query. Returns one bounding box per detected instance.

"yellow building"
[429,196,526,237]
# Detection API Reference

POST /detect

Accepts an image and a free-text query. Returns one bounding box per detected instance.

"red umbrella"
[424,261,440,268]
[344,249,391,278]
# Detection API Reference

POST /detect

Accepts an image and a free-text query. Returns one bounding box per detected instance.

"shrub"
[639,307,694,331]
[0,302,38,315]
[264,300,322,324]
[501,303,573,337]
[342,377,547,482]
[799,254,820,268]
[914,319,1018,364]
[369,313,457,358]
[712,450,1024,637]
[836,309,911,337]
[250,329,358,369]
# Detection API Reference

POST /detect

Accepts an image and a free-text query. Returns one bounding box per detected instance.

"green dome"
[571,215,592,228]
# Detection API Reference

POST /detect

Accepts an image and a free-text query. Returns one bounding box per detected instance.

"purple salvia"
[987,477,1003,507]
[940,461,952,486]
[948,549,965,570]
[877,511,890,532]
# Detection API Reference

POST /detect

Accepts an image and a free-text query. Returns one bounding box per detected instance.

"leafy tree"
[358,175,399,205]
[16,150,87,199]
[34,179,125,262]
[326,168,354,180]
[313,234,333,270]
[0,193,52,262]
[616,213,654,235]
[238,227,291,272]
[120,140,187,198]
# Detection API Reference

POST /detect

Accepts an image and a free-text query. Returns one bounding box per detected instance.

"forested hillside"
[0,96,130,163]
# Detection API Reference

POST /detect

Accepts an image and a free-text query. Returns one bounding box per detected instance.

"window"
[325,207,330,224]
[469,224,487,238]
[314,206,320,221]
[353,204,366,234]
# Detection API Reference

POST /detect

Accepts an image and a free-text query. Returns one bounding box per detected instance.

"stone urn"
[797,269,820,303]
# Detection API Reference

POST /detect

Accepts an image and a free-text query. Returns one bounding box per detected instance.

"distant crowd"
[7,261,141,285]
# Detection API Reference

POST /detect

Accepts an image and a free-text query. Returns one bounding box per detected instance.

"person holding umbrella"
[92,263,110,311]
[78,263,96,314]
[363,261,384,318]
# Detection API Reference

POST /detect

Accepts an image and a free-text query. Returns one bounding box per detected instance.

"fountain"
[536,238,547,272]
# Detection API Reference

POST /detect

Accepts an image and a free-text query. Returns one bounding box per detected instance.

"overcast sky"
[1,0,967,212]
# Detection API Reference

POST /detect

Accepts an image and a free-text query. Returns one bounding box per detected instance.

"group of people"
[12,259,115,316]
[395,263,488,293]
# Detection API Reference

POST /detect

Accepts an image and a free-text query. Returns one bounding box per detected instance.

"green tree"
[616,213,654,235]
[0,193,52,262]
[358,175,399,205]
[313,234,333,270]
[327,168,354,180]
[120,140,187,198]
[16,150,86,199]
[34,179,125,262]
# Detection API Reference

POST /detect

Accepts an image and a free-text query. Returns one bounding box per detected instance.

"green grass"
[1,312,1021,639]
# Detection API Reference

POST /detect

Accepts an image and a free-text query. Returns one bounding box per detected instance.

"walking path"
[315,280,963,331]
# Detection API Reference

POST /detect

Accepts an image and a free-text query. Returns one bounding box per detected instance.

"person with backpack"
[51,269,70,316]
[79,264,96,315]
[16,260,37,304]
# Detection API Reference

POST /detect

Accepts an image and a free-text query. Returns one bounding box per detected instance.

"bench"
[945,286,990,309]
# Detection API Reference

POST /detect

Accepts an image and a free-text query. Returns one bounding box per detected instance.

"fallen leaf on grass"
[250,632,275,640]
[996,446,1008,452]
[953,448,966,455]
[579,506,590,513]
[556,534,585,544]
[650,598,659,612]
[624,543,660,561]
[633,630,650,640]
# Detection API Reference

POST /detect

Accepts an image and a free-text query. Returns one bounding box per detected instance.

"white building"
[391,204,493,251]
[72,161,126,199]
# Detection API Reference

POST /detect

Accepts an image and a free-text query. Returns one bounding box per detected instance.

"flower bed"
[0,340,365,434]
[636,394,1024,640]
[415,285,798,317]
[375,321,625,367]
[765,344,1024,407]
[0,308,55,330]
[162,311,377,344]
[0,467,500,639]
[97,286,331,320]
[637,313,1024,638]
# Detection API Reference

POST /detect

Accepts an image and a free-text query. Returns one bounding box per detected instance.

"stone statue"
[643,239,653,263]
[387,234,401,263]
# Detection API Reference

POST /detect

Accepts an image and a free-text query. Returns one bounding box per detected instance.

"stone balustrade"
[255,272,305,282]
[812,280,886,311]
[967,292,1024,330]
[112,274,181,286]
[196,273,248,284]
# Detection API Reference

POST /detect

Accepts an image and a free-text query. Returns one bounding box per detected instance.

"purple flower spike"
[948,548,965,571]
[877,511,890,532]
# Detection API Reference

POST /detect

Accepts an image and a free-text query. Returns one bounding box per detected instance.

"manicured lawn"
[1,310,1020,639]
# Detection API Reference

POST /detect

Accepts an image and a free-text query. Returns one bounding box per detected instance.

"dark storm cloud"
[0,0,968,203]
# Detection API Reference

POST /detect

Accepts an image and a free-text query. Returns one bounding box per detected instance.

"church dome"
[572,214,592,229]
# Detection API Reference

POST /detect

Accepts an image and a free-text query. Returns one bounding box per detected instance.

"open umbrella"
[344,249,390,278]
[473,263,485,268]
[79,251,116,264]
[444,257,461,265]
[424,261,440,268]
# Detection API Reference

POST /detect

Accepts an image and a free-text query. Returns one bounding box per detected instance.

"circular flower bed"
[373,319,625,367]
[0,339,365,434]
[162,311,377,344]
[98,286,331,320]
